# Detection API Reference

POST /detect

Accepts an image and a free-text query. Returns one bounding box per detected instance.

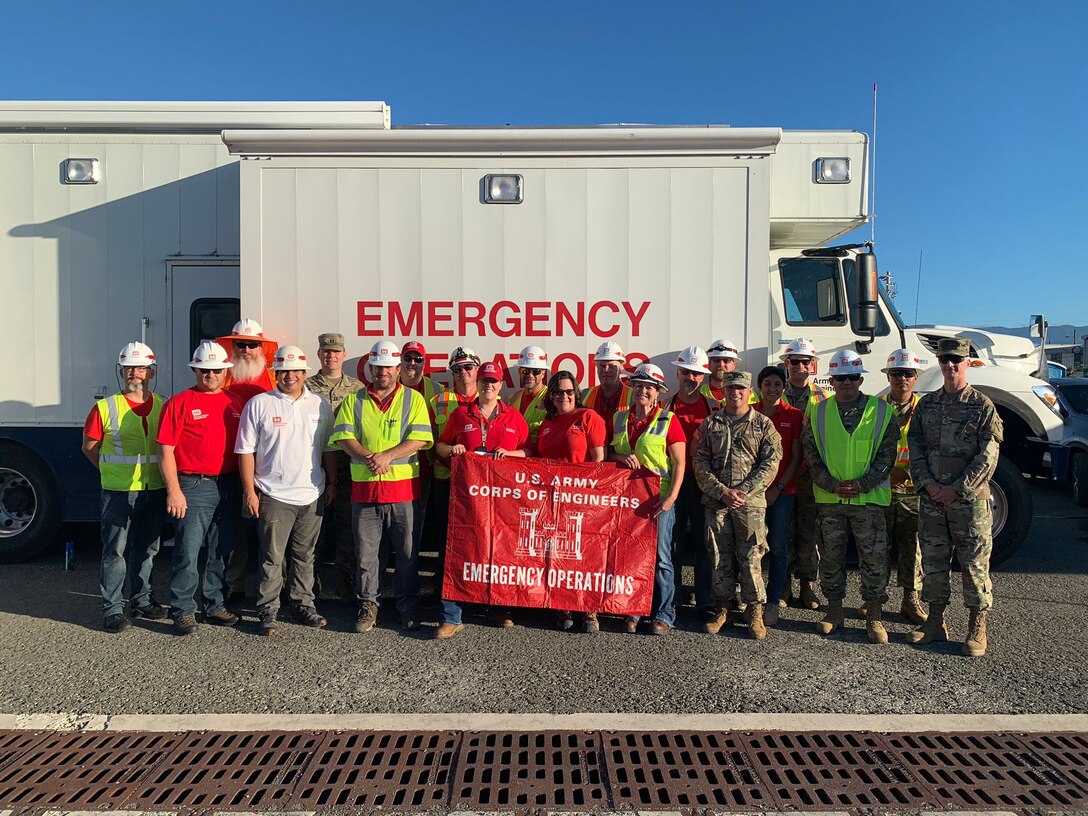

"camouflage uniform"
[307,370,363,596]
[784,380,829,584]
[802,396,900,603]
[908,385,1002,610]
[884,395,922,591]
[693,405,782,605]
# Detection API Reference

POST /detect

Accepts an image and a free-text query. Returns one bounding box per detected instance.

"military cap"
[318,332,346,351]
[722,370,753,388]
[936,337,971,357]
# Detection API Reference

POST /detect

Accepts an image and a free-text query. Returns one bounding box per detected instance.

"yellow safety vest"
[511,387,548,443]
[885,393,919,490]
[96,393,165,491]
[811,395,893,506]
[611,407,676,496]
[698,382,724,408]
[430,388,475,480]
[330,386,433,486]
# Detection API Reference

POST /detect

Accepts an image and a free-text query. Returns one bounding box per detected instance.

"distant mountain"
[981,324,1088,345]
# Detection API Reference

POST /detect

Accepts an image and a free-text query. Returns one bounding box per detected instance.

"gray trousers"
[352,500,419,618]
[256,494,323,615]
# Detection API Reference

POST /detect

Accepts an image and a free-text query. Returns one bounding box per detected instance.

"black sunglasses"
[831,374,861,383]
[787,358,812,366]
[888,369,917,378]
[938,355,965,365]
[403,354,425,363]
[233,341,260,349]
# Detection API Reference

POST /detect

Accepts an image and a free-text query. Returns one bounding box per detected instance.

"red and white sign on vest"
[445,455,658,615]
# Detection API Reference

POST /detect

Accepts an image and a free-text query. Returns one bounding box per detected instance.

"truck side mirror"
[855,252,879,335]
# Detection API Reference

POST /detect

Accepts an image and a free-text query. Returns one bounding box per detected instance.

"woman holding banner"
[434,361,529,636]
[534,370,607,632]
[609,363,686,635]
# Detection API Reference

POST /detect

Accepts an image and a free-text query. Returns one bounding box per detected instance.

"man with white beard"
[216,318,278,599]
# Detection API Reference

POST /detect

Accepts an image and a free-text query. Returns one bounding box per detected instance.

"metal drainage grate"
[743,731,932,810]
[291,730,459,809]
[605,730,770,810]
[885,731,1088,810]
[0,731,179,807]
[124,730,322,808]
[1021,732,1088,789]
[450,730,608,809]
[0,731,49,772]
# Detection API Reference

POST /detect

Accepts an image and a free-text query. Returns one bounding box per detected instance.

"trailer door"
[167,263,240,393]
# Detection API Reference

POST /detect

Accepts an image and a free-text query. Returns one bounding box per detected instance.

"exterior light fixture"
[814,157,850,184]
[63,158,101,184]
[484,174,523,204]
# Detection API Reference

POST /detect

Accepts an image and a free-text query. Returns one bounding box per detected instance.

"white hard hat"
[448,346,481,369]
[516,345,548,369]
[594,341,626,363]
[670,345,711,375]
[827,348,868,376]
[780,338,820,362]
[118,342,156,367]
[190,341,233,370]
[707,339,740,360]
[368,339,401,368]
[227,318,266,340]
[271,345,311,372]
[881,348,925,373]
[628,363,669,393]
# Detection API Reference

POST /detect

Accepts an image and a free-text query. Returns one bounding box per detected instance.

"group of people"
[83,321,1003,655]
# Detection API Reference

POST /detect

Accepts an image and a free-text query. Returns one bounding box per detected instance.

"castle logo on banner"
[444,454,658,615]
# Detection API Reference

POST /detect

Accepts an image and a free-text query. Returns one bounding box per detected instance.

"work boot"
[747,603,767,641]
[703,607,729,634]
[583,613,600,634]
[434,622,463,640]
[354,601,378,633]
[906,603,948,645]
[900,589,928,625]
[205,608,239,627]
[856,599,869,619]
[130,602,169,620]
[764,603,780,627]
[816,600,843,635]
[782,578,794,607]
[963,608,988,657]
[103,614,132,634]
[799,580,821,610]
[865,604,888,644]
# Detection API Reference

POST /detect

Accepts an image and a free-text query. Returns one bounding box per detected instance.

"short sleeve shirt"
[440,401,529,454]
[755,400,804,494]
[535,408,607,463]
[157,388,245,476]
[84,393,156,440]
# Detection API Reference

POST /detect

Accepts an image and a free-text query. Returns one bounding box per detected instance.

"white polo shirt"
[235,387,333,505]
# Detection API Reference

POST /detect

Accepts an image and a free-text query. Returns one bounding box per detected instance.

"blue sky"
[3,1,1085,328]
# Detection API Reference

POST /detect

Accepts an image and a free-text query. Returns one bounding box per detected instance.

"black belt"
[179,472,236,481]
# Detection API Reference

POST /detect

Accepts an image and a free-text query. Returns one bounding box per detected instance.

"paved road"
[1,480,1085,716]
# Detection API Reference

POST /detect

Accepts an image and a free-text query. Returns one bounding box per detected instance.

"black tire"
[1072,451,1088,509]
[0,444,62,564]
[989,455,1032,568]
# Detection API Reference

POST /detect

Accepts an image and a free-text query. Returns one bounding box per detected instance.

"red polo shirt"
[157,388,244,476]
[668,393,717,468]
[440,400,529,453]
[755,400,804,494]
[535,408,607,463]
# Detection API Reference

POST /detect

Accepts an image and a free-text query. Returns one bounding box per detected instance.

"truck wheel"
[1072,452,1088,509]
[989,455,1032,568]
[0,445,62,564]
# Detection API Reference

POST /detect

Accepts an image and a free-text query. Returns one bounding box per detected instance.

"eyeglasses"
[831,374,861,383]
[452,364,477,373]
[938,355,965,365]
[787,358,813,366]
[403,355,425,364]
[553,388,576,397]
[522,368,546,376]
[233,341,259,349]
[888,370,917,378]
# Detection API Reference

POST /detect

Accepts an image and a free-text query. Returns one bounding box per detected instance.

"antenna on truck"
[870,83,877,247]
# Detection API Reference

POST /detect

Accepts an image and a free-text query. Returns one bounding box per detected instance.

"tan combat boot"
[799,580,821,610]
[905,603,948,645]
[866,604,888,644]
[816,600,843,635]
[703,607,729,635]
[747,603,767,641]
[963,608,988,657]
[900,589,928,625]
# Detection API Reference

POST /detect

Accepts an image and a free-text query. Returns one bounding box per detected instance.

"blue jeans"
[645,505,677,626]
[99,489,166,617]
[440,598,463,625]
[169,473,240,619]
[765,494,795,604]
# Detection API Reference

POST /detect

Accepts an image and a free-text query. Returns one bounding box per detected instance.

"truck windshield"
[779,258,845,326]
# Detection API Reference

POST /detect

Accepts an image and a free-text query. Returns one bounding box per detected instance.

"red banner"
[445,454,659,615]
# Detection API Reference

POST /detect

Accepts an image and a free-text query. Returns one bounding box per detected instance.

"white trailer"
[0,102,1060,565]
